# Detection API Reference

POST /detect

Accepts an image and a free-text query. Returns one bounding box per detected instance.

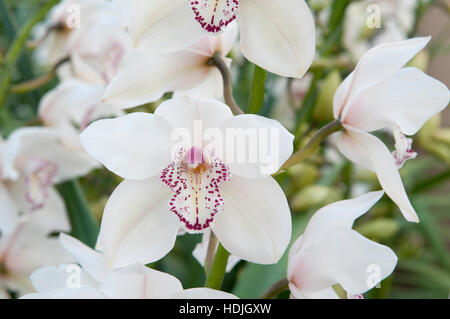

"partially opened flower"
[120,0,316,78]
[0,221,73,298]
[80,97,293,266]
[22,233,237,299]
[288,191,398,299]
[103,23,238,109]
[332,37,450,222]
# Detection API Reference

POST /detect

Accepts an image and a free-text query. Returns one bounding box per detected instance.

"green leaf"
[247,64,267,114]
[57,180,100,248]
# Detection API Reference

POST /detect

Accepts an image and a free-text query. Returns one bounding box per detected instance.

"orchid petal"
[334,37,431,119]
[0,183,19,234]
[80,113,175,180]
[100,263,183,299]
[155,97,233,134]
[59,234,110,282]
[3,127,98,183]
[103,51,212,109]
[342,68,450,135]
[239,0,316,78]
[172,288,238,299]
[129,0,203,53]
[96,177,180,268]
[212,175,291,264]
[217,114,294,178]
[288,192,397,295]
[336,128,418,222]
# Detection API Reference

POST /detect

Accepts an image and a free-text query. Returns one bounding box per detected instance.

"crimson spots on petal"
[160,149,231,233]
[190,0,239,34]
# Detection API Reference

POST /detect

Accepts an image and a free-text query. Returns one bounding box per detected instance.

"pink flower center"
[24,159,58,211]
[190,0,239,33]
[160,147,231,233]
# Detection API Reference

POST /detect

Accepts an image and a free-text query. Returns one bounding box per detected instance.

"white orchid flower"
[80,97,293,266]
[33,0,119,66]
[22,233,237,299]
[39,79,124,149]
[344,0,417,59]
[119,0,316,78]
[288,191,398,299]
[332,37,450,223]
[0,128,97,233]
[66,10,132,86]
[103,22,238,109]
[0,221,73,298]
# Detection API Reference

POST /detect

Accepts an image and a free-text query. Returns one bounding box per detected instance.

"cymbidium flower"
[22,233,237,299]
[66,10,132,86]
[80,97,293,266]
[118,0,316,78]
[332,37,450,222]
[344,0,417,59]
[39,79,124,149]
[33,0,120,66]
[0,128,97,233]
[0,220,73,298]
[103,23,238,109]
[288,192,398,299]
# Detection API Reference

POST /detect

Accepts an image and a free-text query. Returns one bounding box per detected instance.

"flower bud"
[355,218,400,240]
[313,70,342,122]
[291,185,341,211]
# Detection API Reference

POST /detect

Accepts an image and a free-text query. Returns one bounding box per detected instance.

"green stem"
[247,64,267,114]
[208,52,244,115]
[204,243,230,290]
[204,232,218,275]
[0,0,59,108]
[281,120,342,171]
[261,279,289,299]
[11,56,70,93]
[56,180,100,248]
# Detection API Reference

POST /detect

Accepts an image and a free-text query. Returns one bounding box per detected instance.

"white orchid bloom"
[0,221,73,298]
[119,0,316,78]
[0,128,97,233]
[66,10,132,86]
[39,79,124,149]
[33,0,119,66]
[22,233,237,299]
[332,37,450,223]
[80,97,293,266]
[103,23,238,109]
[344,0,417,59]
[288,191,398,299]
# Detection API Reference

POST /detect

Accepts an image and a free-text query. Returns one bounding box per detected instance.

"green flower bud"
[313,71,342,123]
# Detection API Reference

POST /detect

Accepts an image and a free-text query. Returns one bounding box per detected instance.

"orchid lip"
[190,0,239,34]
[160,147,231,233]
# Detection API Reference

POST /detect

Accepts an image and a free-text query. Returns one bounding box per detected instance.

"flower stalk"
[280,120,343,172]
[261,278,290,299]
[204,243,230,290]
[11,56,70,93]
[204,232,218,275]
[0,0,59,107]
[208,52,244,115]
